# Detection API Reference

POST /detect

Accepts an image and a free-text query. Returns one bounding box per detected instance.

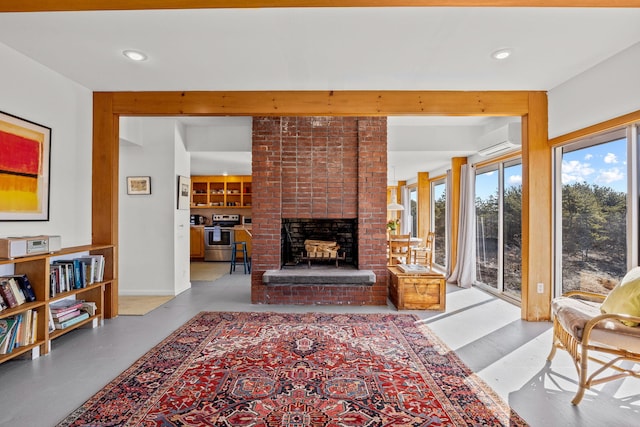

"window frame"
[431,177,447,270]
[474,157,523,302]
[552,126,636,298]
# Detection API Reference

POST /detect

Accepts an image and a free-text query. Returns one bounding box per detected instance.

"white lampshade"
[387,187,404,211]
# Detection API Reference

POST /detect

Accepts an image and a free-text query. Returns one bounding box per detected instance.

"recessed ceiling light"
[491,48,513,60]
[123,50,147,61]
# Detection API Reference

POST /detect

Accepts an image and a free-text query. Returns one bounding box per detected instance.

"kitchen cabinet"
[191,175,252,209]
[190,226,204,259]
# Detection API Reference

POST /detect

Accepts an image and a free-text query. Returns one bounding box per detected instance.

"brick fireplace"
[282,218,357,267]
[251,116,388,305]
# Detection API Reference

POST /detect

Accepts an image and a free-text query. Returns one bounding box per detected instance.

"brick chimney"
[251,116,388,305]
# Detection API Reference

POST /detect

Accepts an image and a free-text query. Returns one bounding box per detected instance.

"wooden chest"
[388,266,446,311]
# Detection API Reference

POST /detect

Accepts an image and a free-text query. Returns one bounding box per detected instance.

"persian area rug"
[57,312,527,426]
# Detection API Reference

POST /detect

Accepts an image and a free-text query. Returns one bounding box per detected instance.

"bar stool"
[230,241,250,274]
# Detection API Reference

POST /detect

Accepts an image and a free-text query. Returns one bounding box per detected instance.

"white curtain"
[401,185,412,235]
[448,164,476,288]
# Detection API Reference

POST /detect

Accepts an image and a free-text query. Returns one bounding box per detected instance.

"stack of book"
[48,299,91,330]
[0,309,38,354]
[0,275,37,312]
[50,254,105,297]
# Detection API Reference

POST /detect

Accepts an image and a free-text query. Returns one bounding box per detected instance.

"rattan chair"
[548,290,640,404]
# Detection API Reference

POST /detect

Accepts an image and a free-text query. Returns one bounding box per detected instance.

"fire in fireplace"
[281,218,357,268]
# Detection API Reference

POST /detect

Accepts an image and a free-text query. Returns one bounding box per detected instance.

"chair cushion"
[552,297,603,339]
[553,296,640,353]
[600,266,640,326]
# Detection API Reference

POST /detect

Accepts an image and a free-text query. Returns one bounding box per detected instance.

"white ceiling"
[1,7,639,181]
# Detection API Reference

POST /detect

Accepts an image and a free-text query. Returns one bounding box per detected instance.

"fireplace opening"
[281,218,357,268]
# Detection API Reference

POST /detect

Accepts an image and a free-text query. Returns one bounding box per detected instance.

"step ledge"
[263,269,376,286]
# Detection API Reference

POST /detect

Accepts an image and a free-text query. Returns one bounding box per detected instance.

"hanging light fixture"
[387,166,404,211]
[387,188,404,211]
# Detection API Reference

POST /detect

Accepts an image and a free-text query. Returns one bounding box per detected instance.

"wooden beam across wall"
[108,91,532,117]
[3,0,639,12]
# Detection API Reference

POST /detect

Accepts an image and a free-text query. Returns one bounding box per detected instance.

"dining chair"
[388,234,411,266]
[412,231,435,269]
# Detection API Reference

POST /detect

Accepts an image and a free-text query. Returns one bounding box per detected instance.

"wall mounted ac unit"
[477,122,521,157]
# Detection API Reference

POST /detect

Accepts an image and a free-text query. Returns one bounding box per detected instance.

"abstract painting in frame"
[0,111,51,221]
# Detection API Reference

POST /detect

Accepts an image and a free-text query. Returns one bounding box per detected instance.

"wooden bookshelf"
[0,244,114,363]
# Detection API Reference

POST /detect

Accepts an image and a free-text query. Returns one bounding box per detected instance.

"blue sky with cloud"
[562,137,627,193]
[476,137,626,200]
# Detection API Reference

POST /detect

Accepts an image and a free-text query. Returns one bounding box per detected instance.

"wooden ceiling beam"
[108,90,533,117]
[3,0,640,13]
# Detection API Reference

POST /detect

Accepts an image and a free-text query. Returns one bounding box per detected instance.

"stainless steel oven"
[204,214,240,261]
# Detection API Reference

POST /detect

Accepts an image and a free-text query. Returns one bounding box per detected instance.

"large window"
[475,168,499,289]
[503,162,522,297]
[432,180,447,268]
[409,187,418,238]
[475,160,523,298]
[556,129,630,295]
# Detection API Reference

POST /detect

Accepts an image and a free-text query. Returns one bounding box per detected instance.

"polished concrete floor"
[0,267,639,426]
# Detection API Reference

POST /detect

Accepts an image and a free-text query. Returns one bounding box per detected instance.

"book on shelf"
[53,312,89,330]
[76,255,105,284]
[81,301,97,317]
[0,310,36,354]
[50,254,105,296]
[7,278,26,305]
[50,261,75,295]
[0,279,19,308]
[49,299,86,331]
[53,309,81,322]
[29,310,37,345]
[49,299,84,313]
[0,317,17,354]
[52,261,75,293]
[47,306,55,333]
[3,274,36,302]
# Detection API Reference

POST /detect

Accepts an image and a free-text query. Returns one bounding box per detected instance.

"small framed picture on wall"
[127,176,151,195]
[177,175,190,210]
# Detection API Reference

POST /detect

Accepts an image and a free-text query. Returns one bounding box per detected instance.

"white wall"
[548,41,640,139]
[0,42,92,248]
[174,122,191,294]
[119,118,191,296]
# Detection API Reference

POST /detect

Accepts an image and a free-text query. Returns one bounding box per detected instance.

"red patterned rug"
[57,312,527,426]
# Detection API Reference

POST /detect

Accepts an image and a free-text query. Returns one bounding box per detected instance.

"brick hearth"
[250,116,388,305]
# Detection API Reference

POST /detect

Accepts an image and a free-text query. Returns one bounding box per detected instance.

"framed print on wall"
[177,175,190,210]
[127,176,151,195]
[0,111,52,221]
